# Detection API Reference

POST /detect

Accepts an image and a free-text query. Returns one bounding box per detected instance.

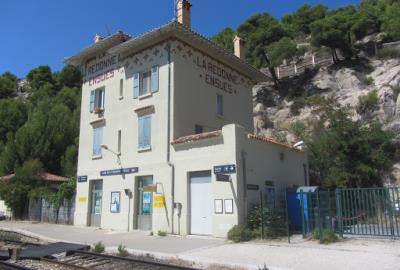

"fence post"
[276,67,280,79]
[260,190,265,240]
[294,64,297,74]
[300,189,305,238]
[316,189,323,243]
[285,188,290,244]
[312,54,316,66]
[336,189,343,238]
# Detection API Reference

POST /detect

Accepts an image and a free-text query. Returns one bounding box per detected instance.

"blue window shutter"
[100,89,105,108]
[93,128,98,155]
[93,127,103,156]
[90,90,95,112]
[144,116,151,147]
[151,66,159,93]
[138,117,144,148]
[133,73,140,98]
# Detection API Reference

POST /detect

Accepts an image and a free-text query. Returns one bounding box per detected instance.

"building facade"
[67,1,308,237]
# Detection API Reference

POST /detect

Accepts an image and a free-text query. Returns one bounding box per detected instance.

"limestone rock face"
[253,58,400,185]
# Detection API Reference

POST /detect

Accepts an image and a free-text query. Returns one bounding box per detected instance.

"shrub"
[92,241,105,253]
[117,244,129,257]
[247,206,287,239]
[290,97,306,116]
[290,121,307,138]
[157,230,167,237]
[357,90,379,115]
[227,225,253,243]
[312,229,339,244]
[377,47,400,60]
[363,76,374,86]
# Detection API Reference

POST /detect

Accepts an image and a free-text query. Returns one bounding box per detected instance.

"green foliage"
[267,37,298,67]
[363,76,375,86]
[93,241,105,253]
[26,66,55,90]
[307,97,396,188]
[356,90,379,115]
[0,72,18,99]
[290,121,307,138]
[0,98,27,143]
[211,27,235,53]
[0,160,43,218]
[312,229,339,244]
[56,65,82,88]
[157,230,167,237]
[117,244,129,257]
[227,225,253,243]
[381,3,400,41]
[247,206,286,239]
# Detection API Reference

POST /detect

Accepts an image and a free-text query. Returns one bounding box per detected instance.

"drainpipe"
[166,41,176,234]
[241,150,248,224]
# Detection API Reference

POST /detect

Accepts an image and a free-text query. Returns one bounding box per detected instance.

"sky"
[1,0,360,78]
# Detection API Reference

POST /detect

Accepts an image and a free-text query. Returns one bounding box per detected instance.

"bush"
[290,121,307,138]
[363,76,374,86]
[157,230,167,237]
[92,241,105,253]
[312,229,339,244]
[356,90,379,115]
[290,97,306,116]
[377,47,400,60]
[227,225,253,243]
[117,244,129,257]
[247,206,287,239]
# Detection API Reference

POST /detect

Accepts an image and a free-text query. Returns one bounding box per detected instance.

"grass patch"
[117,244,129,257]
[157,230,167,237]
[312,229,339,244]
[227,225,253,243]
[92,241,105,253]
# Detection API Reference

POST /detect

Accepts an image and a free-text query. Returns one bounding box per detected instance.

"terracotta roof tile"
[248,134,303,152]
[0,172,68,182]
[171,130,222,145]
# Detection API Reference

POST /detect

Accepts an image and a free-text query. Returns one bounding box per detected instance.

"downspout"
[166,41,176,234]
[241,150,247,224]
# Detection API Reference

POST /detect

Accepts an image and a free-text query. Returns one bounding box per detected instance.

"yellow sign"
[78,197,87,203]
[153,194,165,208]
[143,185,157,192]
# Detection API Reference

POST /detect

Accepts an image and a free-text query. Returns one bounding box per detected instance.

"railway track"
[3,250,199,270]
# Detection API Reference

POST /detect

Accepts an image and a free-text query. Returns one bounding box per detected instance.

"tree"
[0,98,27,143]
[381,3,400,41]
[311,7,357,62]
[352,1,382,40]
[0,159,43,218]
[237,13,288,84]
[282,4,328,38]
[306,97,396,188]
[0,72,18,99]
[211,27,236,53]
[56,65,82,89]
[267,37,298,67]
[26,65,55,90]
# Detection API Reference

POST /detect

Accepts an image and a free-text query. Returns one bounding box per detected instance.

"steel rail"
[0,261,33,270]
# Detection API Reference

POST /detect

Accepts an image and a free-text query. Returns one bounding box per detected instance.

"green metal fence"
[336,187,400,238]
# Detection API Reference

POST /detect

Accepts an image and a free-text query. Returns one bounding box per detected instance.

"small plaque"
[216,174,231,182]
[214,199,223,214]
[77,176,88,183]
[247,184,259,191]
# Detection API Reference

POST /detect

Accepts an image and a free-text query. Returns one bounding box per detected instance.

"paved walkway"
[1,221,400,270]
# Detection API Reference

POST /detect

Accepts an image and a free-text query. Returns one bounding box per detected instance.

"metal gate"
[336,187,400,238]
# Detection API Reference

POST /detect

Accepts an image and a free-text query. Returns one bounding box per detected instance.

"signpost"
[214,164,236,174]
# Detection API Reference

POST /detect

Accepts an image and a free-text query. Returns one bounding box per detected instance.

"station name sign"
[84,55,119,87]
[100,167,139,177]
[214,164,236,174]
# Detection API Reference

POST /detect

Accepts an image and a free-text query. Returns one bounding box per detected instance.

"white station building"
[67,0,308,237]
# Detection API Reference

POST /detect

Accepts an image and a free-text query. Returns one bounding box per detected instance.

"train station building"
[67,0,308,237]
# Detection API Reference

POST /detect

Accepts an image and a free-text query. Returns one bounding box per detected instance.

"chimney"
[233,36,246,60]
[176,0,192,28]
[94,34,104,43]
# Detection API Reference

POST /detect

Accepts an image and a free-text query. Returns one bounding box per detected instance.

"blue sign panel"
[77,176,88,183]
[100,167,139,177]
[214,164,236,174]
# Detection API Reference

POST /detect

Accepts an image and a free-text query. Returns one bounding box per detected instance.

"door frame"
[135,175,154,231]
[88,179,103,227]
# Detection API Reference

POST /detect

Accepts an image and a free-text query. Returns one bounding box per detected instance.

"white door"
[190,171,213,235]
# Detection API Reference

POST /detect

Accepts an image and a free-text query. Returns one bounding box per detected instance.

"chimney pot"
[94,34,104,43]
[176,0,192,28]
[234,35,246,60]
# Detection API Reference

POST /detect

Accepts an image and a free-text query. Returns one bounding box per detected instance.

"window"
[133,66,159,98]
[119,79,124,98]
[92,126,103,157]
[195,125,203,134]
[90,88,105,113]
[138,115,151,150]
[118,130,122,153]
[216,94,223,116]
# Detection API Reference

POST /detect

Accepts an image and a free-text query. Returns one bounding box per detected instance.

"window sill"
[92,154,103,160]
[138,93,152,100]
[138,146,152,153]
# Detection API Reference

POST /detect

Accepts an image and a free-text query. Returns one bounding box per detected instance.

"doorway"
[190,171,212,235]
[137,176,153,231]
[89,180,103,227]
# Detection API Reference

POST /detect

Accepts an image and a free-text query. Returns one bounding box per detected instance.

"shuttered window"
[93,127,103,156]
[151,65,159,93]
[90,88,105,112]
[133,65,159,98]
[138,115,151,149]
[216,94,223,116]
[133,73,140,98]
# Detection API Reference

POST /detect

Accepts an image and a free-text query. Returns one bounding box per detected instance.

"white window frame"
[90,87,105,113]
[138,114,152,151]
[92,126,104,158]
